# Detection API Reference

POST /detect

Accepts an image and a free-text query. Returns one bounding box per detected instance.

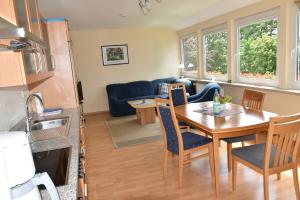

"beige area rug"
[106,115,162,148]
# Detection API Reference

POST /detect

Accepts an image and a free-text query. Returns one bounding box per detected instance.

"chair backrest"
[168,83,187,106]
[265,113,300,169]
[242,89,265,111]
[155,98,183,154]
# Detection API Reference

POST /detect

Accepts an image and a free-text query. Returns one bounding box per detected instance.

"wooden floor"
[85,114,299,200]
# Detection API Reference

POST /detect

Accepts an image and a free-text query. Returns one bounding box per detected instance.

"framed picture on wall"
[101,44,129,66]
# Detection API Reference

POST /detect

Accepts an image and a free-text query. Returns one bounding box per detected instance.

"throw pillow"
[159,83,168,95]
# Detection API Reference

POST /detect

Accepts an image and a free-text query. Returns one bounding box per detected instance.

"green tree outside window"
[204,30,228,76]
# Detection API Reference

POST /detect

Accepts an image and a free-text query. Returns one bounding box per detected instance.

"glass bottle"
[213,89,221,115]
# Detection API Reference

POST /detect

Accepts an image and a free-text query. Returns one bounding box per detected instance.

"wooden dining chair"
[223,89,266,171]
[232,113,300,200]
[168,83,188,106]
[168,83,191,131]
[155,98,214,188]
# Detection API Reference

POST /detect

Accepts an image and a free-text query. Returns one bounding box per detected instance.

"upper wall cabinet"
[0,0,53,87]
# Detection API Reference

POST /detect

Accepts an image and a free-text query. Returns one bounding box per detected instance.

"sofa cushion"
[152,77,177,95]
[158,83,169,95]
[177,79,196,95]
[126,81,154,98]
[106,83,128,100]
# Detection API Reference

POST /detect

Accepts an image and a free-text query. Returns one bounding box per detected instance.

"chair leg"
[277,172,281,180]
[263,174,270,200]
[178,153,184,188]
[232,158,237,191]
[163,150,168,179]
[227,143,232,172]
[187,153,191,166]
[293,167,300,200]
[208,144,215,179]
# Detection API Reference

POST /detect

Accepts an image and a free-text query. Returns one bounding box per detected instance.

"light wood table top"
[175,102,277,137]
[128,99,155,109]
[174,102,278,196]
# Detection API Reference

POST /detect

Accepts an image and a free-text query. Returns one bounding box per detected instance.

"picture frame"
[101,44,129,66]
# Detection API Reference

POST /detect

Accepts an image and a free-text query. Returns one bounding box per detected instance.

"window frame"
[236,9,280,87]
[202,24,229,81]
[292,11,300,89]
[180,33,199,73]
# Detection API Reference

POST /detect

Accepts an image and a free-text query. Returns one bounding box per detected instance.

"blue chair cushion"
[232,143,292,169]
[223,134,255,144]
[181,132,212,151]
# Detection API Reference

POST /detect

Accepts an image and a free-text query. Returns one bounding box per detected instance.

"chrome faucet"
[25,94,44,132]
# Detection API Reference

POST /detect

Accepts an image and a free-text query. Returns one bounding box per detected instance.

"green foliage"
[240,34,277,76]
[220,95,232,104]
[239,19,278,78]
[204,31,228,74]
[204,19,278,78]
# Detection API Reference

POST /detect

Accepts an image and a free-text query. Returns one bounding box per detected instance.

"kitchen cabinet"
[0,0,53,87]
[0,0,16,24]
[29,19,79,109]
[26,0,41,37]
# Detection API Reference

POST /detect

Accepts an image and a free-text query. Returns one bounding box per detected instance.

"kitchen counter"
[13,108,81,200]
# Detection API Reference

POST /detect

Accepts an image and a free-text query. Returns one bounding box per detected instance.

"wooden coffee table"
[128,99,156,125]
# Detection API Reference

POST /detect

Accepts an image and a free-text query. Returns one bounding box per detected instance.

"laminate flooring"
[85,114,298,200]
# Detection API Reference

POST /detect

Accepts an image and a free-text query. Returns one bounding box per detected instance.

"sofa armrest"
[188,83,221,103]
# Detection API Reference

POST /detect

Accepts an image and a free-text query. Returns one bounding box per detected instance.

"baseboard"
[84,110,110,116]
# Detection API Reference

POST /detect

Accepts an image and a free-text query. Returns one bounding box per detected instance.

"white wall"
[0,87,28,131]
[71,27,179,113]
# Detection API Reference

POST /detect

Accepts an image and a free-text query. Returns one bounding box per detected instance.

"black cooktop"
[32,147,71,189]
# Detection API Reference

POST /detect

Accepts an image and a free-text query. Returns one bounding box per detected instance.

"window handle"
[291,49,296,59]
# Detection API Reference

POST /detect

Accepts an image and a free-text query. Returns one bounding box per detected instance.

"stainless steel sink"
[31,116,69,131]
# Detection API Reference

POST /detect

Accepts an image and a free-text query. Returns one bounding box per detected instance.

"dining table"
[174,101,277,196]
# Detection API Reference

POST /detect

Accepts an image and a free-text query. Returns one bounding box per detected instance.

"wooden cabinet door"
[0,0,25,86]
[29,20,78,108]
[0,0,17,24]
[26,0,41,37]
[0,0,53,87]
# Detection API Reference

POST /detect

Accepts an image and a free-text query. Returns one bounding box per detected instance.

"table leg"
[136,108,141,120]
[138,107,156,125]
[213,135,220,196]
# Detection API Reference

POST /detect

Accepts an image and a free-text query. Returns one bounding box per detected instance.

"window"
[237,10,279,85]
[203,26,228,80]
[181,34,198,71]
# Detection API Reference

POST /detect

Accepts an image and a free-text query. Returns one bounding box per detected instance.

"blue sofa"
[106,77,196,117]
[188,82,221,103]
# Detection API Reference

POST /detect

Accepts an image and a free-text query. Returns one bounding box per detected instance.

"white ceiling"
[39,0,261,31]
